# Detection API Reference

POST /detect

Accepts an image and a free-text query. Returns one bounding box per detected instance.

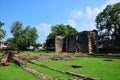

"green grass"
[35,57,120,80]
[26,62,75,79]
[19,51,60,56]
[0,52,3,56]
[0,62,42,80]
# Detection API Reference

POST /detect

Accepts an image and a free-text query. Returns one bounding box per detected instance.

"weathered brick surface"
[46,30,98,54]
[55,36,64,52]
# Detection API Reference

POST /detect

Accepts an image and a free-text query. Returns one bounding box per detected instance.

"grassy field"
[0,52,3,56]
[34,57,120,80]
[0,51,120,80]
[26,62,75,79]
[0,62,42,80]
[19,51,60,56]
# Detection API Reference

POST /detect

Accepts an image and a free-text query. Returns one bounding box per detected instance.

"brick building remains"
[46,30,98,54]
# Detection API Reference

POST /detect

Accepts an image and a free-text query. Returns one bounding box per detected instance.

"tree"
[95,2,120,50]
[6,21,38,50]
[47,24,77,39]
[5,38,18,50]
[46,24,77,51]
[0,21,6,40]
[33,42,42,48]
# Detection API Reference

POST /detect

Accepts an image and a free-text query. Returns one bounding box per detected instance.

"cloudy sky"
[0,0,120,43]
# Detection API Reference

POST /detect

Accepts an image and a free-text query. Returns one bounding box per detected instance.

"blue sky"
[0,0,120,43]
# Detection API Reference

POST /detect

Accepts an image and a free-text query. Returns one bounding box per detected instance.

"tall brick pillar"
[55,36,64,52]
[88,32,93,54]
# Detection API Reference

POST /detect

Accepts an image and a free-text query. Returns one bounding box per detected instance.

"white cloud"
[93,7,100,16]
[69,10,83,19]
[36,23,51,43]
[105,0,120,5]
[67,19,77,29]
[85,0,120,18]
[86,7,100,18]
[82,22,96,31]
[86,7,92,17]
[80,0,120,31]
[100,0,120,12]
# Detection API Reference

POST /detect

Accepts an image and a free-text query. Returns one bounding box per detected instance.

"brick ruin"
[0,50,19,65]
[55,36,64,52]
[46,30,98,54]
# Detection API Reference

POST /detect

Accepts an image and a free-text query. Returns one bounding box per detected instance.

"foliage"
[6,21,38,50]
[5,38,17,50]
[35,57,120,80]
[47,24,77,39]
[95,2,120,50]
[0,52,3,56]
[33,42,42,48]
[0,21,6,40]
[0,62,42,80]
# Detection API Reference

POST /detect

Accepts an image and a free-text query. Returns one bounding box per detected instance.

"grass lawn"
[1,51,120,80]
[35,57,120,80]
[0,52,3,56]
[0,62,42,80]
[19,51,60,56]
[26,62,75,79]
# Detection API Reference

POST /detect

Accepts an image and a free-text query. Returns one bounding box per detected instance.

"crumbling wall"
[91,30,98,53]
[77,31,88,53]
[55,36,64,52]
[46,30,98,54]
[63,30,98,54]
[0,51,10,65]
[65,34,76,52]
[0,50,18,65]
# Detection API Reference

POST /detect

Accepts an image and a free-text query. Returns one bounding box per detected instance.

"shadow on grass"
[89,53,120,59]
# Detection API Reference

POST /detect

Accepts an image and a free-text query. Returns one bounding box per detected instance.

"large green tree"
[47,24,77,39]
[0,21,6,40]
[96,2,120,50]
[6,21,38,50]
[46,24,77,51]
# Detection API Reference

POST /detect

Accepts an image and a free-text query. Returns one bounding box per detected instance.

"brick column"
[55,36,64,52]
[88,32,93,54]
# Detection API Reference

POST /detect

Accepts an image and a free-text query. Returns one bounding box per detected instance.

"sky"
[0,0,120,43]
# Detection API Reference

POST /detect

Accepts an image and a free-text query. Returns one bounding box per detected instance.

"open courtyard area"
[0,51,120,80]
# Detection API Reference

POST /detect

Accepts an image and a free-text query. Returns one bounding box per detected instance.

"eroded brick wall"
[46,30,98,53]
[55,36,64,52]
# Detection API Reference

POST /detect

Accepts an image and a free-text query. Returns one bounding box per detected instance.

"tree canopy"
[0,21,6,41]
[47,24,78,39]
[95,2,120,50]
[6,21,38,50]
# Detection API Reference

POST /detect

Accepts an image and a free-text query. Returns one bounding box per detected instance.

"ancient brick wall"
[91,30,98,53]
[76,31,88,53]
[46,30,98,53]
[65,34,77,52]
[55,36,64,52]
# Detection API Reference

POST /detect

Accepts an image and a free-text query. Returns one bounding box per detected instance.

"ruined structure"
[46,30,98,54]
[55,36,64,52]
[0,50,24,66]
